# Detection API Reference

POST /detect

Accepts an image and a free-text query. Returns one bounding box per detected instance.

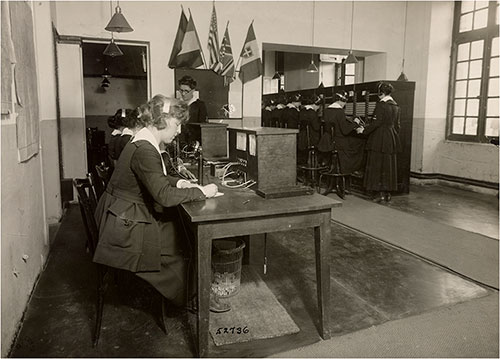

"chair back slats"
[95,162,110,187]
[73,178,100,255]
[88,172,104,201]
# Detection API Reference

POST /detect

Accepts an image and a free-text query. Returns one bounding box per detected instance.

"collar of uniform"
[132,127,166,175]
[276,104,286,109]
[327,102,343,109]
[132,127,161,154]
[111,129,122,136]
[187,97,197,106]
[121,127,134,136]
[380,95,394,103]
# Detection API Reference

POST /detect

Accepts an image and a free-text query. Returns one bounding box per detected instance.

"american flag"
[219,22,235,84]
[207,3,221,72]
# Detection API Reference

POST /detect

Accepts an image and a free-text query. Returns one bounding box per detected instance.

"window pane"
[460,13,473,32]
[456,62,469,79]
[452,117,465,134]
[467,99,479,116]
[490,57,499,77]
[470,40,484,59]
[488,77,499,96]
[487,98,499,116]
[461,1,474,13]
[455,80,467,97]
[457,43,470,61]
[485,117,499,136]
[454,99,466,115]
[345,64,355,75]
[465,117,478,135]
[468,79,481,97]
[491,37,499,57]
[474,0,489,10]
[473,9,489,29]
[469,59,483,78]
[345,76,354,85]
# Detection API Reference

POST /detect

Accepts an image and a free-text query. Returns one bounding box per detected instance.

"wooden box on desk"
[187,122,228,159]
[228,127,313,198]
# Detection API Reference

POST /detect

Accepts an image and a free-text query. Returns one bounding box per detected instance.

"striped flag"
[168,7,187,68]
[174,11,204,69]
[219,22,235,85]
[207,3,221,72]
[238,22,262,83]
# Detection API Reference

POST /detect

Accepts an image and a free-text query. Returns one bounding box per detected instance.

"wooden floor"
[9,184,498,358]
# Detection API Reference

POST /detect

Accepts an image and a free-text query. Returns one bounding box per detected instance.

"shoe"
[385,193,392,202]
[372,192,384,203]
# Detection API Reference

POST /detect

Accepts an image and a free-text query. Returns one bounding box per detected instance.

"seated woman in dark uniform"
[94,95,229,312]
[107,109,126,162]
[114,108,145,162]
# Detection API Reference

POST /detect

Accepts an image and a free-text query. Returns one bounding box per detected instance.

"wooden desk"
[180,188,341,357]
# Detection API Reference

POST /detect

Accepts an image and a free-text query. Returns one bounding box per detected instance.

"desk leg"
[314,212,331,339]
[196,229,212,358]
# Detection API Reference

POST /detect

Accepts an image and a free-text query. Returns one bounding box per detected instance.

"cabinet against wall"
[262,80,415,194]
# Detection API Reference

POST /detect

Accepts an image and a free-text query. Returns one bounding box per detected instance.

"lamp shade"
[105,6,133,33]
[101,77,110,88]
[306,59,318,73]
[103,39,123,57]
[397,71,409,81]
[345,51,358,64]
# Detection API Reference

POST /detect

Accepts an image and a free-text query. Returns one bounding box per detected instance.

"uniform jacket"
[94,135,205,273]
[364,98,401,154]
[188,99,208,123]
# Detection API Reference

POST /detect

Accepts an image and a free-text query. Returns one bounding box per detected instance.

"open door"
[55,35,87,203]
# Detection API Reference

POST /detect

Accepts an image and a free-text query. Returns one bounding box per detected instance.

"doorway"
[81,41,149,176]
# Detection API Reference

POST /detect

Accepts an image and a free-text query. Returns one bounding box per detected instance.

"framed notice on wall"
[174,68,241,119]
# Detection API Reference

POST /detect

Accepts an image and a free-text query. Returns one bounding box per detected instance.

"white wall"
[1,2,56,355]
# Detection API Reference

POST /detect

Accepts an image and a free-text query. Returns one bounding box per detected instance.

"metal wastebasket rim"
[213,238,246,255]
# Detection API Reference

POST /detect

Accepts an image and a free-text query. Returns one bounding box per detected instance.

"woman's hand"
[179,166,196,180]
[200,183,219,198]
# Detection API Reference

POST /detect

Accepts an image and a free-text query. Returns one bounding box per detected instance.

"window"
[448,1,499,142]
[334,58,364,86]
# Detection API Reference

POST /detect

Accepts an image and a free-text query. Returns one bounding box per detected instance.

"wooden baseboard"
[410,172,498,190]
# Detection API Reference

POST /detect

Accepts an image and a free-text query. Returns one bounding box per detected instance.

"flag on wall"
[168,7,187,68]
[174,11,204,69]
[238,22,262,83]
[207,3,221,72]
[219,22,235,85]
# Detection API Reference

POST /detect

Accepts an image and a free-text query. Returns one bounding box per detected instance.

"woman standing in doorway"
[363,82,401,203]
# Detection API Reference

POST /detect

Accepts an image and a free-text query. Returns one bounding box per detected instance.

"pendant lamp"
[105,1,133,33]
[397,1,409,81]
[345,1,358,64]
[103,35,123,57]
[306,1,318,73]
[101,77,111,88]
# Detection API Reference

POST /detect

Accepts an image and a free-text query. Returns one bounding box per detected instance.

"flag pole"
[189,8,208,69]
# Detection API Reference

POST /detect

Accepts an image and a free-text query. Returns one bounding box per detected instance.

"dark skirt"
[136,214,192,307]
[364,151,398,192]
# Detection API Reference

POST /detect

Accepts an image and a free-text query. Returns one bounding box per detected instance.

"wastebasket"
[211,238,246,298]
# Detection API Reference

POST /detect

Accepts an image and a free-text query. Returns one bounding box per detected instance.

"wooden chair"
[95,162,111,187]
[73,177,169,347]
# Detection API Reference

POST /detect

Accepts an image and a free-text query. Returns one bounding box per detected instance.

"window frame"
[446,1,499,143]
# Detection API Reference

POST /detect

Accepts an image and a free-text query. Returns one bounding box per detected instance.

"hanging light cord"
[402,1,408,71]
[311,0,315,47]
[350,1,355,51]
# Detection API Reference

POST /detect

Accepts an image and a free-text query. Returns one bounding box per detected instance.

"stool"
[298,146,328,192]
[319,148,351,199]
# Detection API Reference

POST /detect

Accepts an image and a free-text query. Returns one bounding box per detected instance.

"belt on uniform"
[106,186,146,205]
